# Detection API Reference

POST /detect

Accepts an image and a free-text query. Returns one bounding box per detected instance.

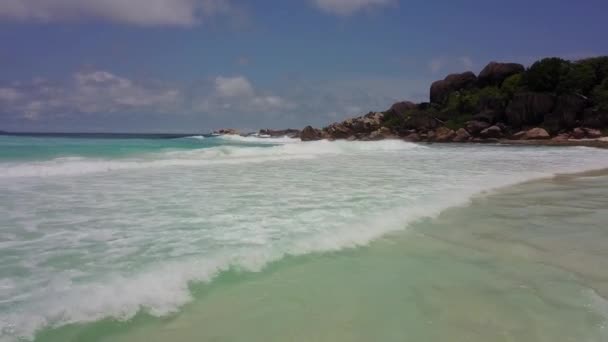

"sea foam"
[1,138,608,341]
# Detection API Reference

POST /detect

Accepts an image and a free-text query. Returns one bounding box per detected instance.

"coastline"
[497,138,608,149]
[249,58,608,148]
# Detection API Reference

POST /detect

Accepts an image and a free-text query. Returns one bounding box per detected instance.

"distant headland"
[253,56,608,147]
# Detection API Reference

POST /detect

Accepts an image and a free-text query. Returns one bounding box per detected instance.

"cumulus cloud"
[0,87,22,101]
[214,76,254,97]
[460,56,473,69]
[429,58,445,74]
[204,76,292,113]
[0,70,429,131]
[312,0,395,16]
[0,0,232,27]
[0,71,292,123]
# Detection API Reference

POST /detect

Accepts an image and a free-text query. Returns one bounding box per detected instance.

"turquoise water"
[1,134,608,341]
[0,134,261,161]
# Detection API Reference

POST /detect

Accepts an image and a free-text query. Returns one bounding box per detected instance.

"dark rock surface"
[477,62,525,87]
[430,72,477,104]
[300,126,322,141]
[505,93,555,127]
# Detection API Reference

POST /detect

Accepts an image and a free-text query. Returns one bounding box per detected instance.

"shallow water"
[1,135,608,341]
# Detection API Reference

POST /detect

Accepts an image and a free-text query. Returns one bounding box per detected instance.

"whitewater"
[1,134,608,341]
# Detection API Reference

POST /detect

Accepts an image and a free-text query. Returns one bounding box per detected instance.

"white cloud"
[312,0,395,16]
[429,58,445,74]
[0,0,232,27]
[0,71,430,130]
[0,71,292,121]
[210,76,292,112]
[71,71,181,113]
[214,76,254,97]
[0,87,21,101]
[460,56,473,69]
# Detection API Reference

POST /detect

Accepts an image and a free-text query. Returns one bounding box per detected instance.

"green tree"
[525,57,571,93]
[578,56,608,83]
[501,73,524,98]
[592,78,608,111]
[559,62,596,95]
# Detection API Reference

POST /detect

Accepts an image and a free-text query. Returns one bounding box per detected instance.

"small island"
[284,56,608,147]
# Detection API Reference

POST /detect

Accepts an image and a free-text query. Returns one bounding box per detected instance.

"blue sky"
[1,0,607,132]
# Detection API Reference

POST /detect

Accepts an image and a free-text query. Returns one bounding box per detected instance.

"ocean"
[1,134,607,342]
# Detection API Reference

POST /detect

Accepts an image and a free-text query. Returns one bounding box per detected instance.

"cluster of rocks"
[258,129,301,138]
[429,62,607,132]
[301,111,394,141]
[302,120,603,144]
[213,128,239,135]
[297,60,607,144]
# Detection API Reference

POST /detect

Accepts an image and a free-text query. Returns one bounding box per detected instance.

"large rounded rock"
[521,127,551,140]
[572,127,603,139]
[505,92,555,127]
[477,62,524,87]
[479,125,503,138]
[430,72,477,104]
[434,127,456,142]
[453,128,471,142]
[465,120,491,135]
[324,123,352,139]
[387,101,417,116]
[300,126,322,141]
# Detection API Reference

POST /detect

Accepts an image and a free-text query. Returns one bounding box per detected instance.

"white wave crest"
[215,134,300,144]
[183,135,205,140]
[0,140,422,179]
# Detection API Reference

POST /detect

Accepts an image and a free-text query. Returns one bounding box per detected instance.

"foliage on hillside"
[382,56,608,132]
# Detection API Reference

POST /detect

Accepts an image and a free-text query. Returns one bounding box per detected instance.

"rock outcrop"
[434,127,456,142]
[258,129,300,138]
[453,128,471,142]
[479,125,503,139]
[544,94,587,133]
[465,120,491,135]
[297,56,608,143]
[214,128,239,135]
[572,127,602,139]
[477,62,525,87]
[300,126,322,141]
[387,101,417,116]
[430,72,477,104]
[505,93,555,127]
[516,127,551,140]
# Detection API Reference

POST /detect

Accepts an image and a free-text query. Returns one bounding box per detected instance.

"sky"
[1,0,607,133]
